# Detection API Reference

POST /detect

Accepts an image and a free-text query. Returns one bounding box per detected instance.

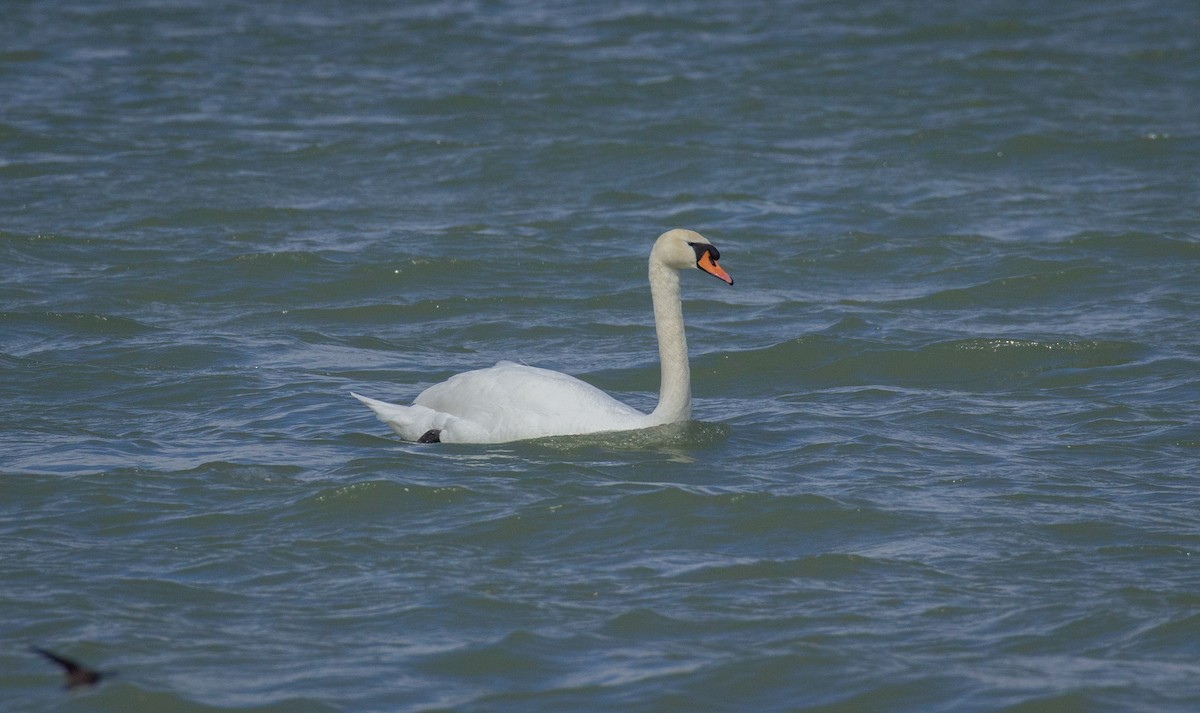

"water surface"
[2,1,1198,711]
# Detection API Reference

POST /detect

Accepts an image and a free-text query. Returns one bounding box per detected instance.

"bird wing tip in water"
[30,645,107,689]
[31,646,78,671]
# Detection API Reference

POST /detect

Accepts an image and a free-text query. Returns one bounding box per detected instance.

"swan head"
[653,229,734,285]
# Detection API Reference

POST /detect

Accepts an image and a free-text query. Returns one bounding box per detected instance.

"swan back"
[413,361,649,442]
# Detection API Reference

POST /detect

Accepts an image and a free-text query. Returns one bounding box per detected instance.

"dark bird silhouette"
[31,646,112,689]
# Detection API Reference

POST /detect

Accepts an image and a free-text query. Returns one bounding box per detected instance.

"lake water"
[2,1,1199,711]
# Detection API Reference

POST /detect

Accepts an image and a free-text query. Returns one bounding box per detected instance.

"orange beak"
[698,250,733,285]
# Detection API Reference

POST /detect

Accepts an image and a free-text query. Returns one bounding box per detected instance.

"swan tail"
[351,392,451,442]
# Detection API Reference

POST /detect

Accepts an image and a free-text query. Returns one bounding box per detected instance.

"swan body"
[353,229,732,444]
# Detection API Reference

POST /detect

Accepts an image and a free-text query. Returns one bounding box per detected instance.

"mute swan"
[352,228,733,444]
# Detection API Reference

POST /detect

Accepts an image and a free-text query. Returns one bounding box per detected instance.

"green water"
[2,1,1198,711]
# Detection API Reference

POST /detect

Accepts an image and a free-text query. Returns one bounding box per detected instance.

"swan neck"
[648,260,690,424]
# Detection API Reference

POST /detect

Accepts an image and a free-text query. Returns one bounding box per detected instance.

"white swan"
[352,228,733,444]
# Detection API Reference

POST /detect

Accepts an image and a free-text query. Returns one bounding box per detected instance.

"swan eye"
[689,242,720,263]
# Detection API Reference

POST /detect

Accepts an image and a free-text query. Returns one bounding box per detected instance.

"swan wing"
[410,361,648,442]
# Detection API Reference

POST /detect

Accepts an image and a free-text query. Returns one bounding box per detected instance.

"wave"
[708,336,1146,392]
[532,420,731,452]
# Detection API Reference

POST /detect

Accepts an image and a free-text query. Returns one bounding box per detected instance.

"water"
[2,1,1198,710]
